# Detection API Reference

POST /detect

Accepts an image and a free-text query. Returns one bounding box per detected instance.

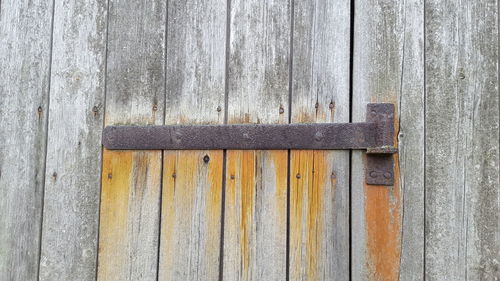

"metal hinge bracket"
[103,103,396,185]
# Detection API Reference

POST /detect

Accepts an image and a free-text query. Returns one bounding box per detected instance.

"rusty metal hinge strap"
[102,103,396,185]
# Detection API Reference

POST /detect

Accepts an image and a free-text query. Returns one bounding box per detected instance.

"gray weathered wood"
[0,0,54,280]
[224,0,290,279]
[158,0,226,279]
[425,0,499,280]
[96,0,166,280]
[352,0,424,280]
[37,0,107,280]
[289,0,350,279]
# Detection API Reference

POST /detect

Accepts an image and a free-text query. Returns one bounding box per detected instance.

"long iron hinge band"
[102,103,397,185]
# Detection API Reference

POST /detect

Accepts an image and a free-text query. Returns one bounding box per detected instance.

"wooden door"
[1,0,498,281]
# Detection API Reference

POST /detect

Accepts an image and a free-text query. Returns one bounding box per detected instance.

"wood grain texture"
[289,0,350,279]
[224,150,288,280]
[38,0,107,280]
[351,0,424,280]
[224,0,290,279]
[97,0,166,280]
[160,151,223,281]
[158,0,226,279]
[425,0,499,280]
[0,0,54,280]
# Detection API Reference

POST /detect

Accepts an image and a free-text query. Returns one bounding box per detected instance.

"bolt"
[383,172,392,179]
[203,155,210,163]
[217,106,222,112]
[314,131,323,141]
[296,173,301,179]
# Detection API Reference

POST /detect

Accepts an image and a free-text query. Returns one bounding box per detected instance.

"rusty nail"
[329,102,334,109]
[203,155,210,163]
[38,106,43,113]
[230,175,235,180]
[172,173,176,178]
[107,173,112,179]
[331,172,337,179]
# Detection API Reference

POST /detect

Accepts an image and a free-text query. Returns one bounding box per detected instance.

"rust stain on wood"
[159,150,223,280]
[205,150,224,260]
[270,150,288,228]
[239,150,256,277]
[364,106,401,281]
[290,150,330,280]
[98,149,162,279]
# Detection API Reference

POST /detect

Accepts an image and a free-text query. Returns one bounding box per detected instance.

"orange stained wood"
[159,150,223,280]
[98,149,162,280]
[364,105,401,281]
[224,150,288,280]
[290,150,337,280]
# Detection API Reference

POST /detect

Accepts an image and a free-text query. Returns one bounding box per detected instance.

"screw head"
[383,172,392,179]
[296,173,301,179]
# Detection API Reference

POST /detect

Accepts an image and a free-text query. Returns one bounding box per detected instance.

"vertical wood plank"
[224,0,290,279]
[38,0,107,279]
[352,0,424,280]
[0,0,54,280]
[158,0,226,279]
[97,0,166,280]
[289,0,350,279]
[425,0,499,280]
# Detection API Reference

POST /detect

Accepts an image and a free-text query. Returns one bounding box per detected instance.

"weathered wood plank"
[160,151,223,280]
[289,0,350,279]
[224,0,290,279]
[352,0,424,280]
[97,0,166,280]
[38,0,107,280]
[425,1,499,280]
[224,150,288,280]
[0,0,54,280]
[158,0,226,279]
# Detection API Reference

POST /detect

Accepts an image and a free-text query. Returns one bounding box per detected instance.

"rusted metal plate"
[365,103,395,185]
[103,122,381,150]
[102,103,396,185]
